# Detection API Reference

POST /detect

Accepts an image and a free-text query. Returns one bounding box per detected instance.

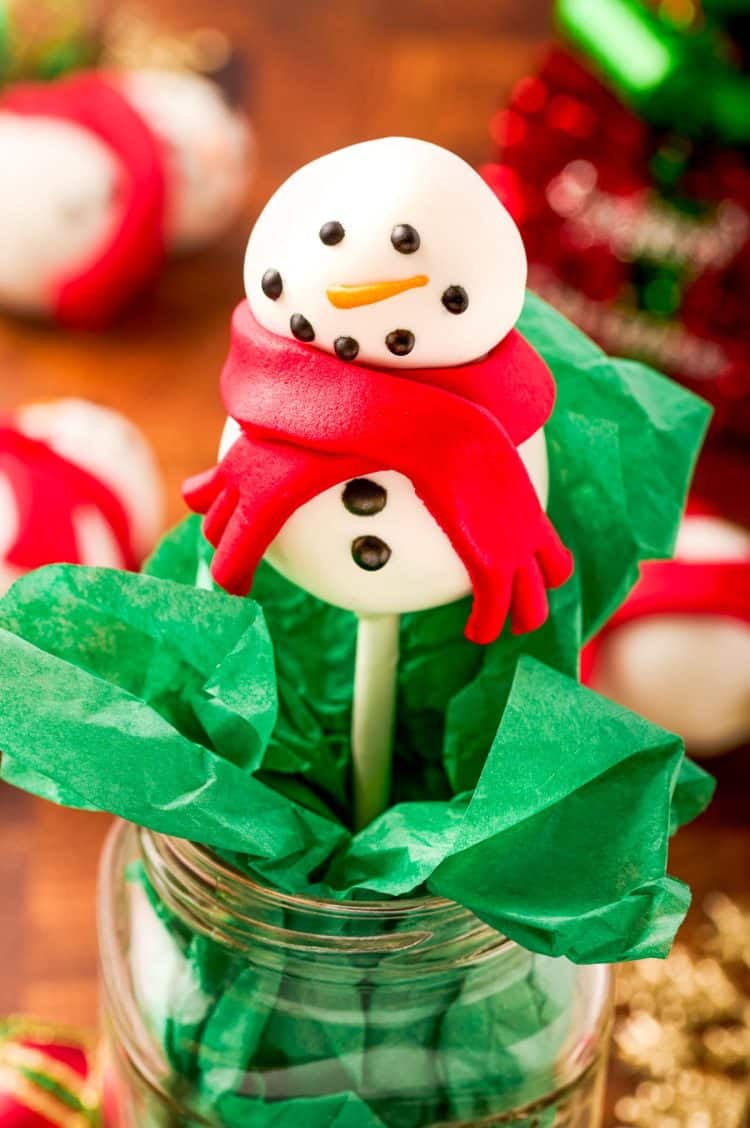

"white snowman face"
[120,69,251,252]
[244,137,527,369]
[0,115,120,315]
[18,399,164,560]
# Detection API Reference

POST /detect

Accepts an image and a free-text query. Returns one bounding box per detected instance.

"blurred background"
[1,0,750,1124]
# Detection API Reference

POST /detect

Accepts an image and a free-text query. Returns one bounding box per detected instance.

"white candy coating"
[244,137,527,369]
[593,514,750,757]
[120,68,251,251]
[0,399,164,594]
[0,114,119,315]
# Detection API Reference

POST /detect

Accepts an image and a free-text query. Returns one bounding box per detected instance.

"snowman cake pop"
[584,502,750,757]
[118,68,252,253]
[0,399,163,594]
[185,137,573,825]
[0,69,251,328]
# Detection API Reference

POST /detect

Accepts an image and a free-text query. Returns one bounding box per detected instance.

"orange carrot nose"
[326,275,429,309]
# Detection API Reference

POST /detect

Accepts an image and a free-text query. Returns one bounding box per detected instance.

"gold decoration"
[613,895,750,1127]
[101,4,233,80]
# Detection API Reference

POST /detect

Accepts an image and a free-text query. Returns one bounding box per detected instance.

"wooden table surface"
[0,1,749,1122]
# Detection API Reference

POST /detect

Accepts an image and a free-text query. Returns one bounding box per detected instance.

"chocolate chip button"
[351,535,391,571]
[342,478,387,515]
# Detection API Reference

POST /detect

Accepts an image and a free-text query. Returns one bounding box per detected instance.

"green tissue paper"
[0,293,712,967]
[0,291,714,1125]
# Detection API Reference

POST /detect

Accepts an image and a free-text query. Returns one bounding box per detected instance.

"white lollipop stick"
[352,613,400,829]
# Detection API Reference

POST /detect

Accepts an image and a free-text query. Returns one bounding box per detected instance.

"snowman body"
[593,514,750,756]
[236,137,546,617]
[220,419,548,615]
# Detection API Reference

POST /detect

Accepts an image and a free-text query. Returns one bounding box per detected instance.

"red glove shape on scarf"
[184,303,573,644]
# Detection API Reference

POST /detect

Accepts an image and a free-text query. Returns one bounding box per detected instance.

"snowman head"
[120,69,251,252]
[243,137,527,369]
[0,114,120,315]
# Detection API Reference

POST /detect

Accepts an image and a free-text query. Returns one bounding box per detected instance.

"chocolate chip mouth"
[385,329,415,357]
[290,313,315,342]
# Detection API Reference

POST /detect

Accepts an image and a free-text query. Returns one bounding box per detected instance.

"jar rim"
[177,835,456,915]
[136,826,514,962]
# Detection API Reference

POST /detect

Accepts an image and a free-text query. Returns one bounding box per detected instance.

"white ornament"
[592,514,750,757]
[119,68,252,252]
[0,114,119,315]
[244,136,528,369]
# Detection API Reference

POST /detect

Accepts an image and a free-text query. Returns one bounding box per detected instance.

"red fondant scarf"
[0,423,137,572]
[1,72,166,329]
[184,303,573,644]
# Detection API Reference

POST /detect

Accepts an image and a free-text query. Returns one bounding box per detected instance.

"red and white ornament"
[0,1019,99,1126]
[0,399,163,594]
[0,69,252,328]
[584,474,750,757]
[119,68,252,254]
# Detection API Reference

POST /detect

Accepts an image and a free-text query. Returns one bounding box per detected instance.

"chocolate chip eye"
[441,285,469,314]
[391,224,420,254]
[320,221,345,245]
[290,313,315,342]
[386,329,415,357]
[261,269,283,300]
[334,336,359,362]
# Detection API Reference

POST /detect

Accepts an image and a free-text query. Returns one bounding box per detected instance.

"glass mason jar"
[98,822,612,1128]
